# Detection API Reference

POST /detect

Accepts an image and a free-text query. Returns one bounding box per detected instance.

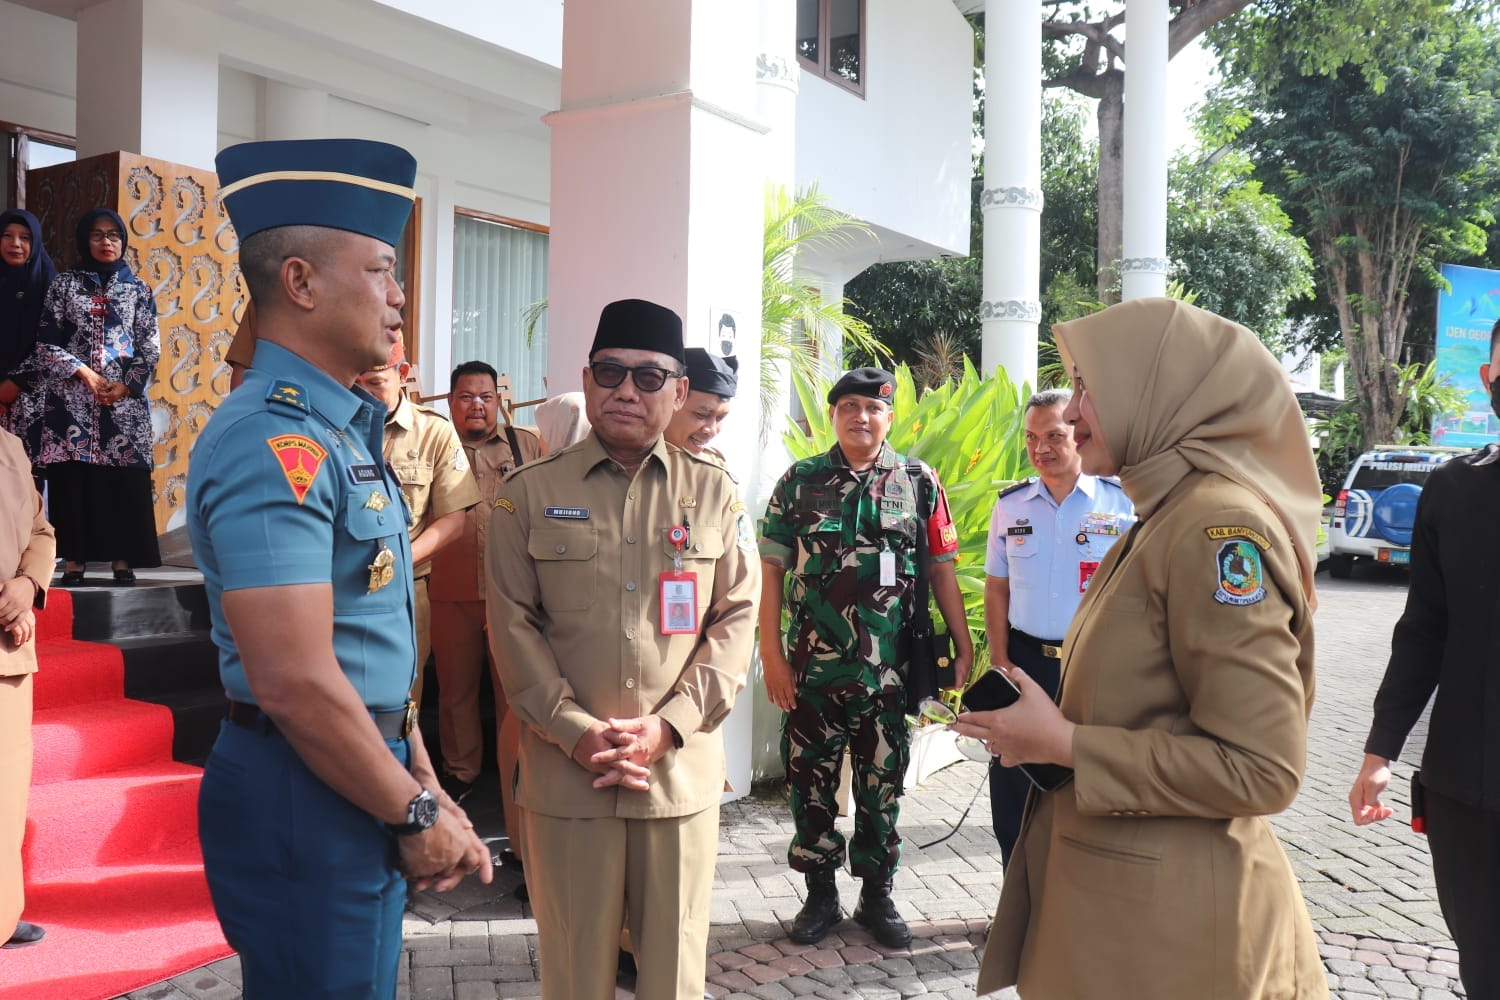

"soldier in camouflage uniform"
[758,368,973,949]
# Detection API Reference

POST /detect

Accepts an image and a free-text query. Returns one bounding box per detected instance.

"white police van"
[1326,446,1467,578]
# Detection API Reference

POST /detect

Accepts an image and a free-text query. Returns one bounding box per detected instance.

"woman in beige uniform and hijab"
[0,424,55,948]
[956,298,1327,998]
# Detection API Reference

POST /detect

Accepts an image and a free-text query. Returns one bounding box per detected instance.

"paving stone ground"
[123,568,1466,999]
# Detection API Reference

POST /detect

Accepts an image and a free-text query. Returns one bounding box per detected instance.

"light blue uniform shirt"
[984,473,1135,639]
[187,340,416,710]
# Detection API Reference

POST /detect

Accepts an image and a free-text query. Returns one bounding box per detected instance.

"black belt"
[226,699,416,740]
[1009,627,1064,660]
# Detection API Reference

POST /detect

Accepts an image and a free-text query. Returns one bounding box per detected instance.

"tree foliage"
[1230,9,1500,447]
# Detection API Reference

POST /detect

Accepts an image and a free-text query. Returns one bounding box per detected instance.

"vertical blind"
[451,213,549,403]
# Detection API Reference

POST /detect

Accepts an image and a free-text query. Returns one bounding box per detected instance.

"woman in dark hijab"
[0,209,57,459]
[32,208,160,585]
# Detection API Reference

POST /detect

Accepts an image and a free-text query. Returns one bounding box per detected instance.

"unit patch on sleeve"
[1213,539,1267,606]
[1205,525,1272,550]
[494,497,516,513]
[266,434,328,505]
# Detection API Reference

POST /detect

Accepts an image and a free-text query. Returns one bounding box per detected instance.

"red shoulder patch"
[266,434,328,504]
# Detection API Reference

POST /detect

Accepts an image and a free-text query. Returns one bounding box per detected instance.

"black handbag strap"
[504,424,527,467]
[907,458,934,635]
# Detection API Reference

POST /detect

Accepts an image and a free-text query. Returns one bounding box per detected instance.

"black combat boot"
[788,867,842,944]
[853,875,911,949]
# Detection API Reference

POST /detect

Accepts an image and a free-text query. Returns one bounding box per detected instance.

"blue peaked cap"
[215,138,417,247]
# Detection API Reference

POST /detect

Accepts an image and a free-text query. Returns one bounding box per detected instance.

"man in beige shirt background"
[428,359,543,811]
[487,298,760,999]
[356,341,480,706]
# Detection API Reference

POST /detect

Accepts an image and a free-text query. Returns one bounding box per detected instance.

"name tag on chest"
[348,464,383,485]
[544,506,590,520]
[1007,526,1033,536]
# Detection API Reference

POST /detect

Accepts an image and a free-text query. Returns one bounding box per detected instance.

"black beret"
[590,299,685,366]
[828,367,896,406]
[684,349,738,399]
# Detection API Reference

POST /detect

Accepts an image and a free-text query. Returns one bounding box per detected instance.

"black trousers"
[987,629,1062,867]
[1425,784,1500,996]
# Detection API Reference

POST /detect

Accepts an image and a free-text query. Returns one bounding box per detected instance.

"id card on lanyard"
[660,522,698,635]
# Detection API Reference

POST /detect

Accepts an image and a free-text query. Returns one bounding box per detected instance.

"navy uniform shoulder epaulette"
[997,477,1035,500]
[264,378,309,417]
[1097,475,1125,490]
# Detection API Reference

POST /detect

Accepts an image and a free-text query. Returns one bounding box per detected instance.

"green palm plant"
[762,184,891,438]
[783,360,1032,662]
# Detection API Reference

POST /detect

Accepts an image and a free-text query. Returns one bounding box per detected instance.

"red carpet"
[1,589,232,1000]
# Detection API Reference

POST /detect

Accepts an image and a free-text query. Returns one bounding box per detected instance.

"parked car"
[1326,446,1467,578]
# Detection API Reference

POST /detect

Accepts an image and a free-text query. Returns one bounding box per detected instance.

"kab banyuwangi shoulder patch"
[1214,539,1267,606]
[1205,524,1272,550]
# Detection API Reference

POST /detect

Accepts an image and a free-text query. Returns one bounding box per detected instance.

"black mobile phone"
[961,669,1075,792]
[1410,770,1426,835]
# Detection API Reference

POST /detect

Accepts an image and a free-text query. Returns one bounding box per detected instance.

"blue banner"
[1433,263,1500,448]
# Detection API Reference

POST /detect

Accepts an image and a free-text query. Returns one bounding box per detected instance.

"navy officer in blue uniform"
[189,138,491,999]
[983,388,1134,865]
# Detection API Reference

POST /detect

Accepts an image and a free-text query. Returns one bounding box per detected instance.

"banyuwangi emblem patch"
[1214,539,1266,606]
[266,434,328,505]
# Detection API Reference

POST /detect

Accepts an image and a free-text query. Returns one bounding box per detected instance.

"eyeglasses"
[909,692,996,850]
[88,231,124,244]
[589,361,683,394]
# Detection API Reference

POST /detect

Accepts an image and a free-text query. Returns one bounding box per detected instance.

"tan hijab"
[1053,298,1322,605]
[534,391,591,451]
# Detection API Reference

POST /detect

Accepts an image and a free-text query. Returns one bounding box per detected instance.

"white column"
[75,0,218,169]
[1120,0,1169,300]
[262,80,330,140]
[980,0,1042,392]
[548,0,766,799]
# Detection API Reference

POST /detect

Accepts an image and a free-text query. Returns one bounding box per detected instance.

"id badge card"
[660,571,699,634]
[879,549,897,586]
[1079,560,1100,593]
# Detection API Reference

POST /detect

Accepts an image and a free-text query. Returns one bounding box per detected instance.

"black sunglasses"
[589,361,683,394]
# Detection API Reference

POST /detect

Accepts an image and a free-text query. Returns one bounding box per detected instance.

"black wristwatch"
[386,789,439,836]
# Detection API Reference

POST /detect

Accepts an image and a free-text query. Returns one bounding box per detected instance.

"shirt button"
[628,493,637,501]
[378,515,386,525]
[625,678,636,689]
[625,627,636,639]
[626,535,636,544]
[693,543,703,552]
[625,581,637,592]
[555,544,567,554]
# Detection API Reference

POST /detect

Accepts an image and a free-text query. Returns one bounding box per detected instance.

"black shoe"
[438,773,474,803]
[113,568,136,585]
[513,881,529,903]
[853,876,911,949]
[3,921,45,948]
[498,848,524,873]
[59,570,85,586]
[617,948,637,987]
[788,867,842,945]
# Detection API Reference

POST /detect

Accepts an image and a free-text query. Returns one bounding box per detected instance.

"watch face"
[412,790,439,829]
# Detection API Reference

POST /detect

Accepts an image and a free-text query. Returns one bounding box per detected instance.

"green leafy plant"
[762,184,891,438]
[782,360,1033,664]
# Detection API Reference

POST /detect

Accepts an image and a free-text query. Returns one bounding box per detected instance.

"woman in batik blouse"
[32,208,160,585]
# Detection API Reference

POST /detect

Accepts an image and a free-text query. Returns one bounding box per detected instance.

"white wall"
[794,0,972,263]
[0,1,76,135]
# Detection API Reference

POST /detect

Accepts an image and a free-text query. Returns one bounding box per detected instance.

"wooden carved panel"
[29,151,243,537]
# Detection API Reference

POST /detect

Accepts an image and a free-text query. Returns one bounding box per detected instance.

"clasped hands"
[0,577,37,648]
[949,663,1078,769]
[573,715,674,791]
[76,367,128,405]
[397,786,495,893]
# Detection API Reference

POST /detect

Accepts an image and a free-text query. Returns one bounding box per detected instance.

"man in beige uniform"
[356,341,480,703]
[488,298,760,1000]
[429,359,543,807]
[0,426,54,948]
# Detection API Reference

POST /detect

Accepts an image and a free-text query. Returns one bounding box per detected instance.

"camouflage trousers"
[780,682,910,879]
